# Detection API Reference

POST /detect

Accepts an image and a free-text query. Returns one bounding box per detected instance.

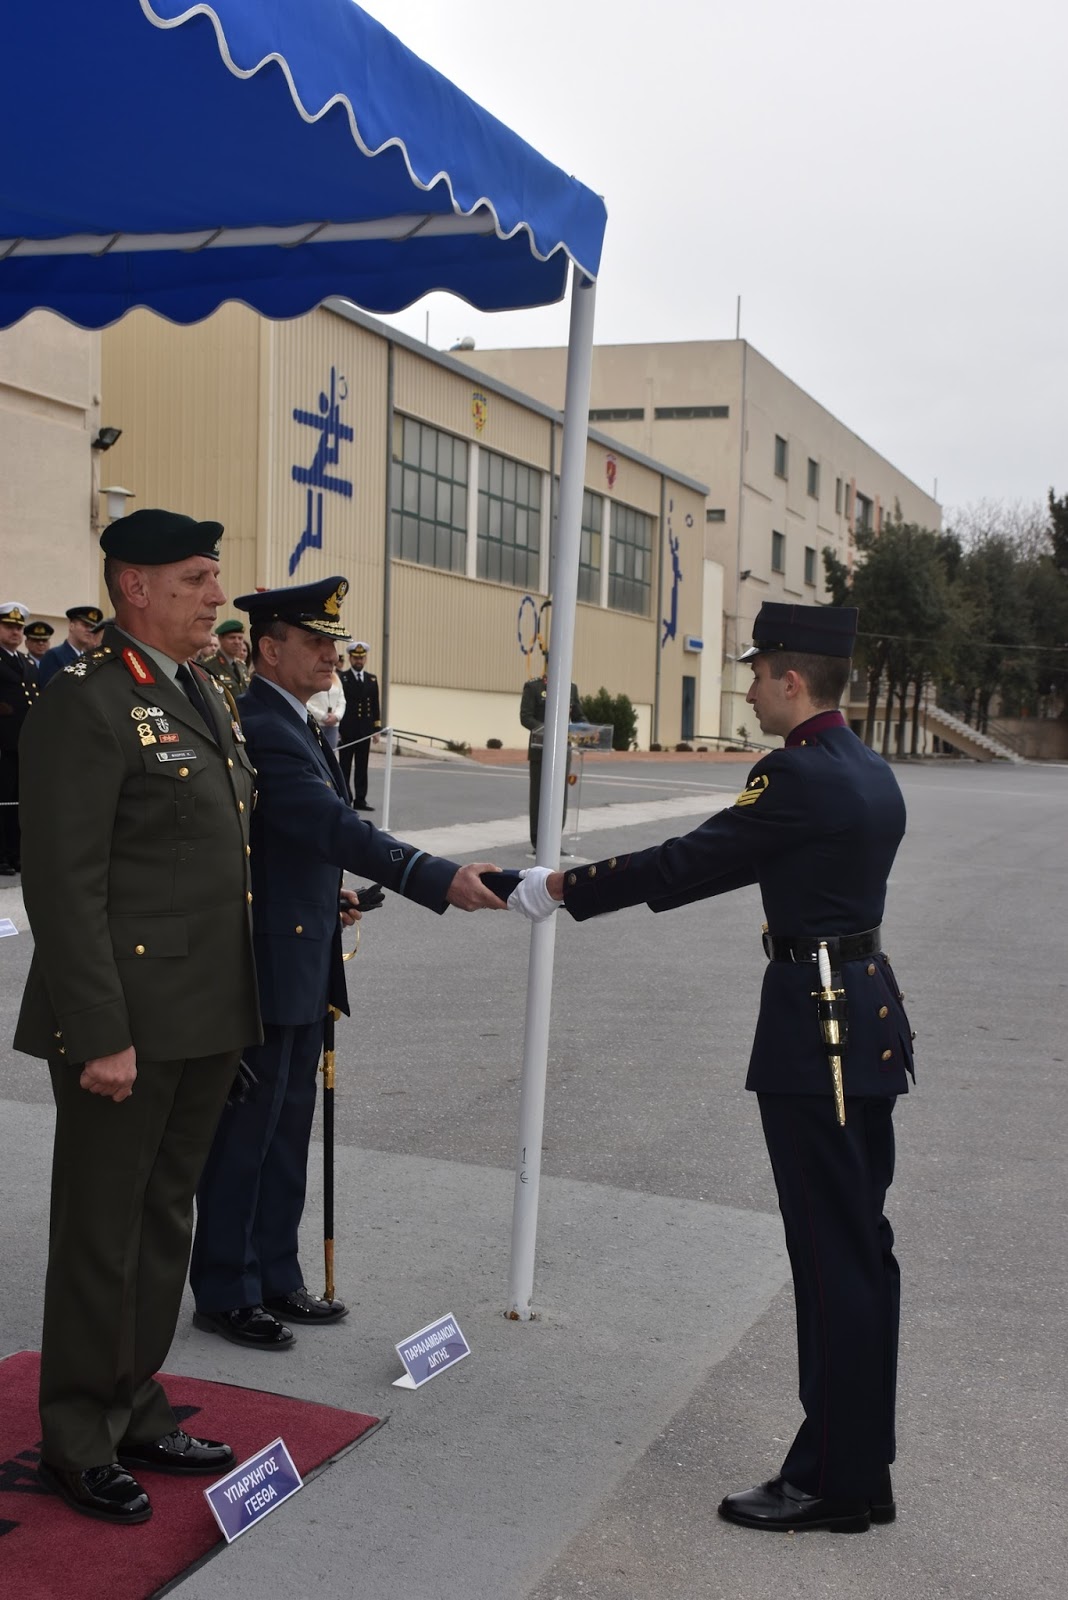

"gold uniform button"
[295,924,303,934]
[609,857,617,868]
[245,845,251,857]
[54,1029,62,1039]
[567,872,577,886]
[881,1049,893,1061]
[866,963,876,976]
[588,865,597,878]
[227,757,234,769]
[135,944,146,955]
[178,766,189,778]
[246,892,253,904]
[878,1005,889,1019]
[238,800,245,812]
[57,1047,66,1056]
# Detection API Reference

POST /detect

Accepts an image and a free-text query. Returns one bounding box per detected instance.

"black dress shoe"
[718,1476,871,1533]
[870,1467,896,1523]
[263,1286,348,1323]
[38,1460,152,1524]
[352,801,373,811]
[118,1428,236,1476]
[193,1304,295,1348]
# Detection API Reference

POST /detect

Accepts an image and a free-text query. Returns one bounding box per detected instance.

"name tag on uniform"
[156,749,198,762]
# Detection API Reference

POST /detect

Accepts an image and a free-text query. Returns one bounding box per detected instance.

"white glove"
[506,866,560,922]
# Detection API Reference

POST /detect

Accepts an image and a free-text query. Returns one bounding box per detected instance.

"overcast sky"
[360,0,1067,519]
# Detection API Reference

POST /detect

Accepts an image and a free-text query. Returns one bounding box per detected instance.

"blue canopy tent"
[1,0,607,1319]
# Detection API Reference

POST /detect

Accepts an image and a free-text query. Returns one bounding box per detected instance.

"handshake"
[482,866,562,923]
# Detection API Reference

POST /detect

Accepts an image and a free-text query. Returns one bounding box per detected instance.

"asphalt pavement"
[1,750,1065,1599]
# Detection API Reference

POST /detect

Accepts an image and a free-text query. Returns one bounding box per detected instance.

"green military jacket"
[199,649,250,695]
[14,626,262,1065]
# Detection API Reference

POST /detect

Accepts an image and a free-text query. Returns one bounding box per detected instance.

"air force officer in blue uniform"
[190,577,506,1349]
[512,602,914,1534]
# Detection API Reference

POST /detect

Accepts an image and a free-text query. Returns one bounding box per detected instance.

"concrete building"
[92,301,713,750]
[0,314,103,623]
[454,340,943,740]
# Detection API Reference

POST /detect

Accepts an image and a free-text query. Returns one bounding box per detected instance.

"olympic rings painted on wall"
[517,595,553,661]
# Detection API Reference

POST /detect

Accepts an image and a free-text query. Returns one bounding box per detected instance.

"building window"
[804,545,817,586]
[477,448,542,589]
[653,405,730,420]
[771,530,786,573]
[855,492,873,533]
[391,415,468,574]
[577,489,604,603]
[609,503,653,615]
[844,482,853,519]
[706,507,726,523]
[835,477,842,514]
[589,407,644,422]
[774,435,788,479]
[807,458,819,498]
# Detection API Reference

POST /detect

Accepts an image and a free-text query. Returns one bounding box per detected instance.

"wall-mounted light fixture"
[92,426,123,451]
[101,485,135,521]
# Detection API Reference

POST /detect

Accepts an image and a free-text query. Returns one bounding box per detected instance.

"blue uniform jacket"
[561,717,915,1097]
[37,639,80,688]
[239,676,458,1028]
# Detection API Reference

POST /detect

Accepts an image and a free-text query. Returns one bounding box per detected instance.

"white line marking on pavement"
[401,793,734,858]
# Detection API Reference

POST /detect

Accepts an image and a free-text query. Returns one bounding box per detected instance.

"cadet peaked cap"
[0,601,30,626]
[24,619,55,639]
[234,576,350,640]
[738,602,858,662]
[66,605,105,628]
[100,508,224,563]
[216,618,245,636]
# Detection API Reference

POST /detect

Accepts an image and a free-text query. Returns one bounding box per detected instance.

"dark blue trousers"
[757,1093,900,1500]
[191,1019,325,1313]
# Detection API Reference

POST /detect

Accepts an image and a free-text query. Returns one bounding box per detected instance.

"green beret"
[216,619,245,637]
[100,508,223,564]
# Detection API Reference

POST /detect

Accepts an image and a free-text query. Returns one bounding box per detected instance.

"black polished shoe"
[118,1428,236,1476]
[263,1286,348,1323]
[352,801,373,811]
[870,1467,896,1523]
[718,1476,871,1533]
[193,1304,295,1349]
[38,1460,152,1524]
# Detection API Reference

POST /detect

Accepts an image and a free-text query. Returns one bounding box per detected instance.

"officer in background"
[0,600,39,874]
[520,654,584,853]
[37,604,105,687]
[200,616,251,693]
[191,579,505,1348]
[23,619,55,667]
[338,639,380,809]
[16,508,260,1525]
[514,602,913,1535]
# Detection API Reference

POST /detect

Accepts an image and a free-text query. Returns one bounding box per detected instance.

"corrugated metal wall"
[100,305,262,605]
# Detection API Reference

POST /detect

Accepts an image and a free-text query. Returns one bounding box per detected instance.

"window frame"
[391,415,468,575]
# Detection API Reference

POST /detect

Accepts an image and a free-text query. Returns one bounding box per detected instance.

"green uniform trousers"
[527,746,573,852]
[39,1050,239,1469]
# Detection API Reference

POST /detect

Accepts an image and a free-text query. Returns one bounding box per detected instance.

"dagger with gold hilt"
[815,941,847,1127]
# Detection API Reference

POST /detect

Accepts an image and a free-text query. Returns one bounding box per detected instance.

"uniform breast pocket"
[140,748,204,828]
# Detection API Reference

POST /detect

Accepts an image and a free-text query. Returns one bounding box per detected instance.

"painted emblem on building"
[289,366,354,575]
[662,498,683,648]
[471,390,488,433]
[605,454,617,489]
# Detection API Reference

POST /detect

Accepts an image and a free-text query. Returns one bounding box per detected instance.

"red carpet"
[0,1350,380,1598]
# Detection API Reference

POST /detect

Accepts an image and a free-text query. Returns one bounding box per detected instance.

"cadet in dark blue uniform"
[190,578,506,1349]
[515,602,914,1533]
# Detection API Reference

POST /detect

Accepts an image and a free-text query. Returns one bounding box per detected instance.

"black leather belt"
[762,927,882,964]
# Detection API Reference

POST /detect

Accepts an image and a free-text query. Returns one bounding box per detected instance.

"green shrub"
[487,738,502,749]
[581,687,638,751]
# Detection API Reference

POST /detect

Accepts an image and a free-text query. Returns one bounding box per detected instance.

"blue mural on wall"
[289,366,354,575]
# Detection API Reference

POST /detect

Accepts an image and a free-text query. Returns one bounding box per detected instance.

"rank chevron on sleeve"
[734,773,770,807]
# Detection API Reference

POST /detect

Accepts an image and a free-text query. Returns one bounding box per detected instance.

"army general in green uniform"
[15,509,261,1525]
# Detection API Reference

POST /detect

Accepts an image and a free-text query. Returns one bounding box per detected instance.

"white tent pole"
[507,267,597,1321]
